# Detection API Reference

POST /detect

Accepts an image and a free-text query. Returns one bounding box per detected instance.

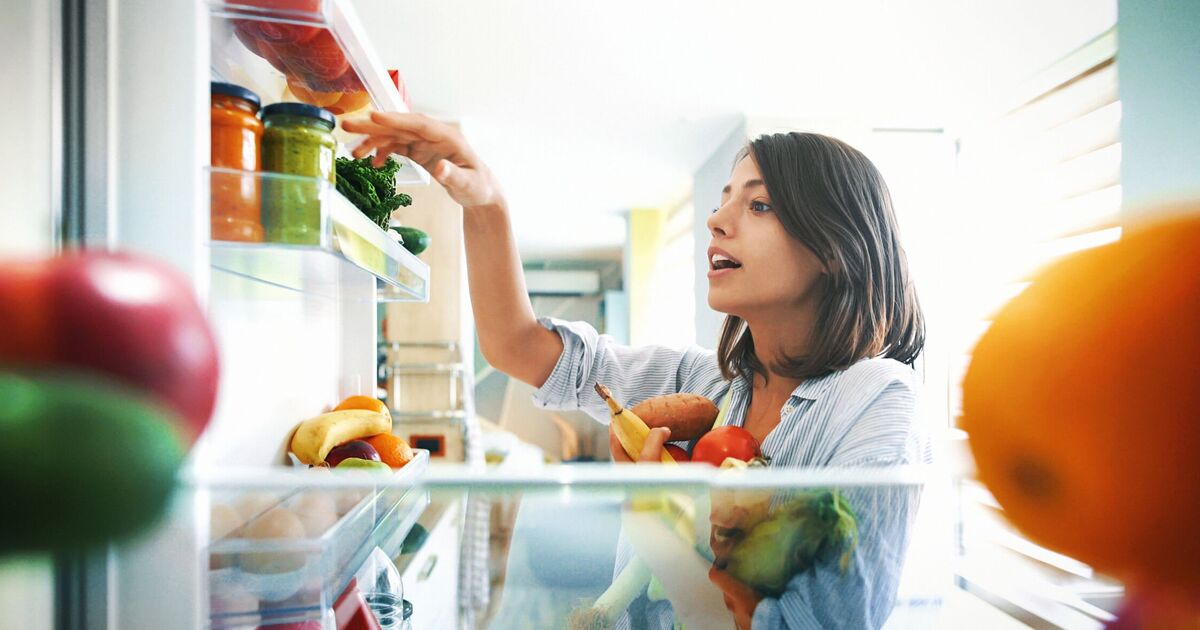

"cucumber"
[0,372,184,553]
[390,226,430,256]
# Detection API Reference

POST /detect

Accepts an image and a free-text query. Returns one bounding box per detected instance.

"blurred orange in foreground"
[364,433,413,469]
[962,210,1200,598]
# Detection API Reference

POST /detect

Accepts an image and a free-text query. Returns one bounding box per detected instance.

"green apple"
[334,457,391,473]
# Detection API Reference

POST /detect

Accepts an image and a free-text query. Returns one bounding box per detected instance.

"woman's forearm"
[462,201,563,387]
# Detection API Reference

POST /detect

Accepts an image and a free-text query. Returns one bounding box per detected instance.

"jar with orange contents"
[210,82,264,242]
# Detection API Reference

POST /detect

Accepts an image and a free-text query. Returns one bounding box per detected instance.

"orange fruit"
[326,90,371,115]
[961,210,1200,595]
[286,75,341,108]
[364,433,413,469]
[334,395,388,415]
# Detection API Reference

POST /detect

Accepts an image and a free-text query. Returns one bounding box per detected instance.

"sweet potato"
[631,393,719,441]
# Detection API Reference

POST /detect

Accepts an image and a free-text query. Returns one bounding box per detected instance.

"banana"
[289,409,392,465]
[595,384,675,464]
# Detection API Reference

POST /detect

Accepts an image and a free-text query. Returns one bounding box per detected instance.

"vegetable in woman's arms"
[334,156,412,230]
[632,393,719,441]
[719,489,859,596]
[567,556,651,630]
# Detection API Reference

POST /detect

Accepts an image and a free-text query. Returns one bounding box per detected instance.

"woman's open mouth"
[708,246,743,278]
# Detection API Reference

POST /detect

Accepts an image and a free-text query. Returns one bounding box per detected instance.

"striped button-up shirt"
[532,317,928,629]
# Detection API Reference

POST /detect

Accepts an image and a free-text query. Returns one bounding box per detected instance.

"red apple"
[665,444,690,462]
[324,440,380,468]
[0,251,220,444]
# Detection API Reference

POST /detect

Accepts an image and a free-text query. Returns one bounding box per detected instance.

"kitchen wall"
[691,119,748,349]
[1117,0,1200,213]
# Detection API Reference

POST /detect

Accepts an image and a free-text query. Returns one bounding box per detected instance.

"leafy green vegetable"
[723,489,859,596]
[335,156,413,230]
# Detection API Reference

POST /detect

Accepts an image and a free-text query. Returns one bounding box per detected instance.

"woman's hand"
[342,112,503,209]
[708,566,762,630]
[609,426,672,463]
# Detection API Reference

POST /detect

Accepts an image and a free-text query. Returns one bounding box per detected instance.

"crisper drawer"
[399,499,462,630]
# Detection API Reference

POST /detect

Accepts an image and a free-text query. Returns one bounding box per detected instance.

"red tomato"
[664,444,690,462]
[231,0,322,45]
[234,24,291,74]
[272,29,349,84]
[691,426,759,467]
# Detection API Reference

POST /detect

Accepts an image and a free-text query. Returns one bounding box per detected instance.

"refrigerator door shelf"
[208,0,429,184]
[208,167,430,302]
[206,450,431,628]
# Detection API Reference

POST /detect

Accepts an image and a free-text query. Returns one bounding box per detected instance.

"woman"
[346,114,927,629]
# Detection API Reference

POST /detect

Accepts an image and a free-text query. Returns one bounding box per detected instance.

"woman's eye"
[751,200,773,213]
[710,207,720,214]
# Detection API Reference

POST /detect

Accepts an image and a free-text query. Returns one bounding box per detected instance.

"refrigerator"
[1,1,1127,629]
[5,0,446,627]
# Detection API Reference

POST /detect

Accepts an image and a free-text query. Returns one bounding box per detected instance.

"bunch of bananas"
[289,399,392,466]
[595,383,677,463]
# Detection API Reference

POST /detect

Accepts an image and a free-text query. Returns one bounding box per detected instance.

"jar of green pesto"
[260,102,337,245]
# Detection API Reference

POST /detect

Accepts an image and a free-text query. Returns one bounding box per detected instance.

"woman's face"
[706,155,826,319]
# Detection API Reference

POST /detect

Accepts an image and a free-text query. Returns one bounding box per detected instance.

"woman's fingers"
[341,112,429,137]
[342,110,500,209]
[368,111,447,142]
[610,427,672,463]
[372,143,413,168]
[431,160,470,191]
[638,427,671,462]
[340,118,422,140]
[350,135,398,159]
[406,145,441,169]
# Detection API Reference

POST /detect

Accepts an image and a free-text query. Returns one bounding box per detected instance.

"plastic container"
[210,82,264,242]
[260,102,337,245]
[206,451,430,628]
[362,592,412,629]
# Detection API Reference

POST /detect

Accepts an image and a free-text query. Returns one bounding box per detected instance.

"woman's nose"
[707,203,730,237]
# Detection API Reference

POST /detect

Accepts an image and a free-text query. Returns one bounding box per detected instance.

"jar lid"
[261,102,336,127]
[210,82,261,110]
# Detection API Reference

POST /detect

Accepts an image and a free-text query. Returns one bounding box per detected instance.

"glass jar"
[260,102,337,245]
[209,82,264,242]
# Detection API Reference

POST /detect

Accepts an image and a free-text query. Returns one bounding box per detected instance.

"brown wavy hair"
[717,132,925,381]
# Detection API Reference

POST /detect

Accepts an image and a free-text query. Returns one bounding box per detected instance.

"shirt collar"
[734,368,836,401]
[791,370,837,401]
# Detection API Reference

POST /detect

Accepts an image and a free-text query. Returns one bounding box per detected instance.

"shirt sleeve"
[531,316,718,424]
[750,380,925,629]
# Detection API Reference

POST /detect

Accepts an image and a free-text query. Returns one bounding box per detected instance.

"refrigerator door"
[2,0,75,629]
[103,0,211,622]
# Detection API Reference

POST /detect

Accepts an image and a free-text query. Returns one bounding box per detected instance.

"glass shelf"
[208,167,429,302]
[205,451,430,628]
[191,463,970,629]
[207,0,428,184]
